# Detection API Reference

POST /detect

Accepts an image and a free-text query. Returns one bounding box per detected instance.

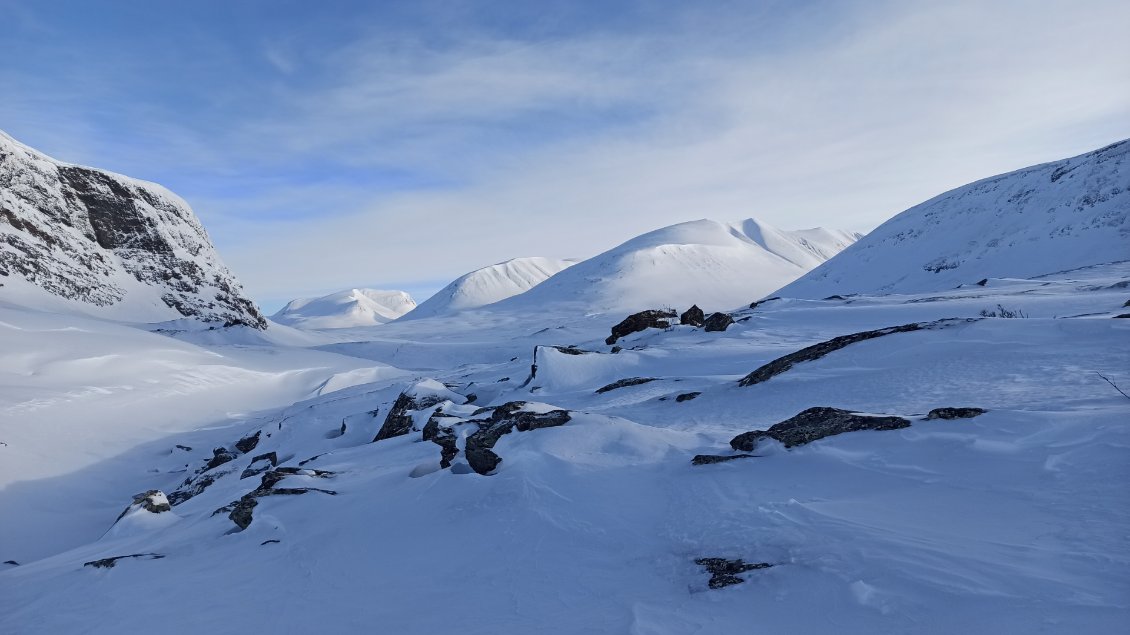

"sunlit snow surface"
[1,263,1128,634]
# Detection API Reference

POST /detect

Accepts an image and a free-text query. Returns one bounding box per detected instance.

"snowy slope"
[777,140,1130,299]
[400,256,576,319]
[0,130,265,327]
[496,218,858,314]
[272,288,416,329]
[2,260,1126,634]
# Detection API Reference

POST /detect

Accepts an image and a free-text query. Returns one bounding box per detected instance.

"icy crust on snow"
[2,261,1128,634]
[495,218,858,314]
[401,256,576,320]
[778,139,1130,298]
[272,289,417,329]
[0,130,265,327]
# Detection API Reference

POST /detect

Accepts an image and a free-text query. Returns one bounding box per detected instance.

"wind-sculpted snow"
[0,130,265,326]
[401,256,576,319]
[778,139,1130,298]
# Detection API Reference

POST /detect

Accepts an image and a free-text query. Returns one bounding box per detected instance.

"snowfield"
[1,137,1128,634]
[1,260,1127,634]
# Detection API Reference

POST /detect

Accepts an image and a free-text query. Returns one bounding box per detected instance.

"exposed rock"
[675,392,701,403]
[925,407,987,420]
[605,309,677,345]
[976,278,989,286]
[595,377,657,394]
[221,468,337,530]
[373,392,447,442]
[174,444,192,452]
[610,346,623,354]
[112,490,171,524]
[423,411,460,469]
[695,557,774,589]
[235,431,261,454]
[260,539,281,546]
[680,305,705,327]
[83,553,165,569]
[1116,313,1130,319]
[730,407,911,451]
[228,497,258,531]
[204,447,238,471]
[465,402,572,475]
[703,312,733,332]
[3,560,18,566]
[0,131,265,327]
[691,454,757,465]
[738,319,973,387]
[240,451,278,479]
[168,468,231,506]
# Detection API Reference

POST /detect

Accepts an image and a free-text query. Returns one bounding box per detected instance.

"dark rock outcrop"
[465,402,572,475]
[738,319,973,387]
[0,131,266,327]
[204,447,238,471]
[691,454,756,465]
[680,305,705,327]
[168,468,231,506]
[675,392,701,402]
[219,467,337,530]
[234,431,261,454]
[595,377,657,394]
[730,407,911,451]
[240,451,278,479]
[703,312,733,332]
[84,553,166,569]
[423,411,460,469]
[373,392,447,442]
[695,557,774,589]
[925,407,987,420]
[606,309,677,345]
[113,490,171,524]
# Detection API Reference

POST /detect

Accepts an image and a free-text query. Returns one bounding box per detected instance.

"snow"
[272,288,417,329]
[1,141,1128,634]
[495,218,858,314]
[777,140,1130,299]
[400,256,576,320]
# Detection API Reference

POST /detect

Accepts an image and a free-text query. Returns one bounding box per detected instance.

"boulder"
[605,309,677,345]
[703,312,733,332]
[234,431,261,454]
[204,447,238,471]
[695,557,774,589]
[691,454,756,465]
[680,305,705,327]
[730,407,911,451]
[925,407,986,420]
[595,377,657,394]
[675,391,701,402]
[465,402,571,475]
[373,392,447,442]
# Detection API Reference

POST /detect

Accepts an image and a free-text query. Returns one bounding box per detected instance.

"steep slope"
[496,218,858,314]
[777,140,1130,298]
[400,256,576,319]
[272,289,416,329]
[0,130,265,327]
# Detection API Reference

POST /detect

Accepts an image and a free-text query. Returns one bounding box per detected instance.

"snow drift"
[777,139,1130,298]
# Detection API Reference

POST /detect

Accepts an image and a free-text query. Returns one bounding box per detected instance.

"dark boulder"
[423,411,460,469]
[373,392,447,442]
[675,392,701,402]
[595,377,657,394]
[730,407,911,451]
[703,312,733,332]
[925,407,986,420]
[113,489,171,523]
[228,497,258,530]
[465,402,572,475]
[240,451,278,479]
[680,305,705,327]
[606,309,677,345]
[235,431,261,454]
[168,469,230,506]
[695,557,774,589]
[205,447,238,471]
[691,454,756,465]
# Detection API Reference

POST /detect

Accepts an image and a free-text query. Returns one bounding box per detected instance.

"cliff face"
[0,131,265,328]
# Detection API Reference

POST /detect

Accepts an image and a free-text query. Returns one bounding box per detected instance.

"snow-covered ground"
[401,256,577,320]
[2,258,1126,634]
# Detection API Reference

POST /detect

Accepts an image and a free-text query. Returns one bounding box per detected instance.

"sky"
[2,0,1129,312]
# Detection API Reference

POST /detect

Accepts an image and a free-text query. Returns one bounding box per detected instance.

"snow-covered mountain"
[777,140,1130,299]
[496,218,859,314]
[0,130,265,327]
[400,256,576,320]
[272,288,416,329]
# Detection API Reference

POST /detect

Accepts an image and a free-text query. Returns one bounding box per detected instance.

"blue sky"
[3,0,1129,311]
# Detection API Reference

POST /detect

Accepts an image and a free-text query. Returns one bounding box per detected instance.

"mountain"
[777,140,1130,299]
[272,288,416,329]
[400,256,576,319]
[495,218,859,314]
[0,130,265,327]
